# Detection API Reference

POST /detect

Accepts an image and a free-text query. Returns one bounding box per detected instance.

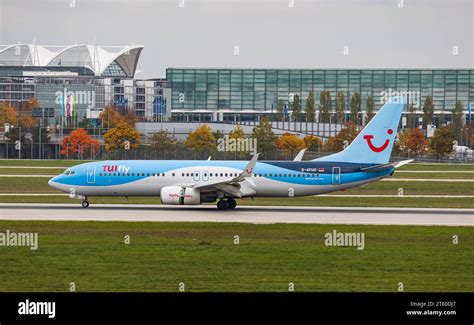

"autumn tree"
[0,103,17,130]
[429,126,454,158]
[251,117,276,154]
[365,96,375,124]
[305,91,316,122]
[150,130,177,151]
[276,132,305,156]
[229,125,245,140]
[396,129,411,156]
[406,127,427,156]
[185,124,217,153]
[422,96,434,128]
[335,92,346,124]
[350,92,361,125]
[99,105,123,128]
[319,90,332,123]
[104,122,141,152]
[303,135,322,152]
[60,128,99,158]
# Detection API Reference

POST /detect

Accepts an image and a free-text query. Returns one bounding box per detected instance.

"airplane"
[48,96,412,210]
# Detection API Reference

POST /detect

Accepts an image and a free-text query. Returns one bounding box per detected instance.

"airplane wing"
[192,153,260,197]
[293,148,307,161]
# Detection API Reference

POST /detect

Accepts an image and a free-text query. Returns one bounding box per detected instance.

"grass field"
[0,221,472,292]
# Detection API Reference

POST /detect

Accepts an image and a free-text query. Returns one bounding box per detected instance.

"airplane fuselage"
[49,159,393,199]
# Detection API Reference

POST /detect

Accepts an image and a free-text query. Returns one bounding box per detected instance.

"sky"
[0,0,473,78]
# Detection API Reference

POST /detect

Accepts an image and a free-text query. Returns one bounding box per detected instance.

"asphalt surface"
[0,203,472,226]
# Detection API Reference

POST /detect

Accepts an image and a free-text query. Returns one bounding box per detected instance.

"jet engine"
[160,186,201,205]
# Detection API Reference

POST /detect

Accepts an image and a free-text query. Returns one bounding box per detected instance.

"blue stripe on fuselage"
[52,160,392,187]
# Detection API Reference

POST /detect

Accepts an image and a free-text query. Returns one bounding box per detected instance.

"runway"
[0,203,472,226]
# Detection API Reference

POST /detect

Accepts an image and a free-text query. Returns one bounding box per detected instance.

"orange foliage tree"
[406,127,427,156]
[276,132,305,156]
[60,128,100,159]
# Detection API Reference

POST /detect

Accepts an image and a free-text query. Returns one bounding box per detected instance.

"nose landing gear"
[217,198,237,210]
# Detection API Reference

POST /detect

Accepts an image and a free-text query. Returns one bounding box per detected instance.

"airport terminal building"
[1,44,473,126]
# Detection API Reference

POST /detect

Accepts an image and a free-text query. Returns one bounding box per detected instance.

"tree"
[335,92,346,124]
[406,127,427,156]
[451,100,464,143]
[251,117,276,154]
[0,103,17,130]
[396,129,411,156]
[291,94,301,122]
[185,124,216,153]
[228,125,248,158]
[349,92,361,125]
[422,96,434,129]
[60,128,99,158]
[104,122,141,152]
[99,104,128,128]
[319,90,331,123]
[305,91,316,122]
[276,132,305,157]
[365,96,375,124]
[406,104,416,129]
[429,126,454,158]
[303,135,322,152]
[150,130,177,151]
[275,99,284,122]
[324,121,359,152]
[229,125,245,140]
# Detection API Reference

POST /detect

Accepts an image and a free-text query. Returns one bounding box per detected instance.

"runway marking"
[0,175,54,177]
[0,204,472,226]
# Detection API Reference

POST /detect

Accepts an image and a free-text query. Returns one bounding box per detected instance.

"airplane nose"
[48,177,59,189]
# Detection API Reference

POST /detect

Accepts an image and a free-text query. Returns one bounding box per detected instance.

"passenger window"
[162,173,165,176]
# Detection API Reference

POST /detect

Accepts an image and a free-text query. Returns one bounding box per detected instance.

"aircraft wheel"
[82,200,89,208]
[217,199,228,210]
[227,198,237,209]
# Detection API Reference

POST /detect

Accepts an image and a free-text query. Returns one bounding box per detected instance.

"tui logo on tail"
[363,129,393,153]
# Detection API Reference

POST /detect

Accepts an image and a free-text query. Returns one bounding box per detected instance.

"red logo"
[363,129,393,153]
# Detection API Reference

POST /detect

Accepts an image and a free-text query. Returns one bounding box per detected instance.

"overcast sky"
[0,0,472,78]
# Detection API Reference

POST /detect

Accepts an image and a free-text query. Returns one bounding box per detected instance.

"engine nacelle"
[160,186,201,205]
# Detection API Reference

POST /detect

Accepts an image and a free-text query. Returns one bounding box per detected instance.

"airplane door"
[193,171,200,181]
[86,165,96,184]
[202,171,209,181]
[332,167,341,185]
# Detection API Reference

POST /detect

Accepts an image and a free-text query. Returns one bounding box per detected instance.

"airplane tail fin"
[314,96,405,165]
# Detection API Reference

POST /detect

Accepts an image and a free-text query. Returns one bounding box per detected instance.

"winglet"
[237,153,260,180]
[293,148,307,161]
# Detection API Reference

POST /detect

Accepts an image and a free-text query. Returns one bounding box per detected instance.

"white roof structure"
[0,44,144,78]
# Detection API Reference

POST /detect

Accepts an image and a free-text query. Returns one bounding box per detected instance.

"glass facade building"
[168,68,474,119]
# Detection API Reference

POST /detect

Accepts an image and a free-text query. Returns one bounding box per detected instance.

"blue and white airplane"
[49,96,412,210]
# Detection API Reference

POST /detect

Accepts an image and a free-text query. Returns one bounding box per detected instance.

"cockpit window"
[64,169,71,175]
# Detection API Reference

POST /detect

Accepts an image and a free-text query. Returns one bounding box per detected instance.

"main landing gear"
[217,198,237,210]
[81,196,89,208]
